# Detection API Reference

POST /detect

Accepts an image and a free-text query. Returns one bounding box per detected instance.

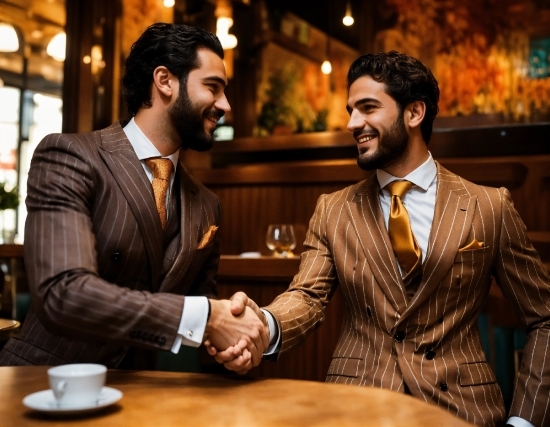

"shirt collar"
[123,117,179,171]
[376,152,437,191]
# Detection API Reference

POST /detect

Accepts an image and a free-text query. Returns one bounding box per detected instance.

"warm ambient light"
[321,60,332,75]
[343,1,354,26]
[0,23,19,53]
[47,32,66,62]
[163,0,175,7]
[216,16,237,50]
[343,15,354,26]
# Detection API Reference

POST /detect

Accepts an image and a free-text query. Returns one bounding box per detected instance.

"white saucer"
[23,386,122,415]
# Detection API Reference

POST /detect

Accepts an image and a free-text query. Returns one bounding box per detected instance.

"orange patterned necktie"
[386,180,421,275]
[145,158,173,229]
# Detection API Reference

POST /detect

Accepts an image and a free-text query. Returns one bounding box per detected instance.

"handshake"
[204,292,270,374]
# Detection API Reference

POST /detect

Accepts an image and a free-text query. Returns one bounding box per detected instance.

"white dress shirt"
[123,118,208,352]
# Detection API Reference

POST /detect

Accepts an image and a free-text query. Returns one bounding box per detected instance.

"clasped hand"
[204,292,268,374]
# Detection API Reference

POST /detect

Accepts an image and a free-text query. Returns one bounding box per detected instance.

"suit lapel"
[97,122,164,287]
[159,162,201,292]
[408,162,477,309]
[347,175,409,313]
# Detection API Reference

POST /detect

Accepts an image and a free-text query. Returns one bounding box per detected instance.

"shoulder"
[324,177,374,203]
[437,162,508,207]
[36,122,121,156]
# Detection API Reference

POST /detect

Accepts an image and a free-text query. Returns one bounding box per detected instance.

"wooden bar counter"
[0,366,474,426]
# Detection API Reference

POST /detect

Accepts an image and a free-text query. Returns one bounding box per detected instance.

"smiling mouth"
[357,135,376,144]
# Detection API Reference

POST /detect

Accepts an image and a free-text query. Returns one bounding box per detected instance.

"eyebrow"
[203,76,228,88]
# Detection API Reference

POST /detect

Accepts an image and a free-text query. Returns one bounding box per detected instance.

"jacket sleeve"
[492,188,550,427]
[264,194,339,356]
[24,133,185,351]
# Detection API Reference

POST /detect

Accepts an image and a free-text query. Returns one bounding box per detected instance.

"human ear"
[405,101,426,129]
[152,66,176,98]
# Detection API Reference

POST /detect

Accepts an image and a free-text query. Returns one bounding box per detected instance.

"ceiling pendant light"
[321,60,332,75]
[343,1,354,26]
[47,31,66,62]
[216,17,237,50]
[321,36,332,75]
[215,0,238,50]
[0,23,19,53]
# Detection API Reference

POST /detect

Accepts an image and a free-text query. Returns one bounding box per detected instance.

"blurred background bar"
[0,0,549,411]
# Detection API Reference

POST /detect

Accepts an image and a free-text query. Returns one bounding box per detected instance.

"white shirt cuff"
[261,308,281,355]
[506,416,535,427]
[506,417,535,427]
[170,296,209,353]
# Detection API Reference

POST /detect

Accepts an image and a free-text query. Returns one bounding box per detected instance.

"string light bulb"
[163,0,175,7]
[343,1,354,26]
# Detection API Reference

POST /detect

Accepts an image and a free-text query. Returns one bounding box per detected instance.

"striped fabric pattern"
[265,163,550,427]
[0,121,221,368]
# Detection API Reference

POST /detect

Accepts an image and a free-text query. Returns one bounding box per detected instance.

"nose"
[346,109,364,133]
[215,94,231,114]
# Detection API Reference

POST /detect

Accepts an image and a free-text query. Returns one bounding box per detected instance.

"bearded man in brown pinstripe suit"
[211,52,550,427]
[0,23,268,370]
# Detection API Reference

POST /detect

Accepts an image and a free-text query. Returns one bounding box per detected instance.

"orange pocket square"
[458,239,485,252]
[197,225,218,249]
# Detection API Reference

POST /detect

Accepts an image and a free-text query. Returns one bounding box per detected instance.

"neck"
[134,109,180,157]
[383,138,430,178]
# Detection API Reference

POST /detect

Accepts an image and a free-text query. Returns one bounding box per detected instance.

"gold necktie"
[386,180,421,275]
[145,158,173,229]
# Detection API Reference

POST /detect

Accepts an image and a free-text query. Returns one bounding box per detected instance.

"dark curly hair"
[347,51,440,143]
[122,23,224,116]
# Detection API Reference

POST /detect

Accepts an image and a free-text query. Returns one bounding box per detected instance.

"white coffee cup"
[47,363,107,407]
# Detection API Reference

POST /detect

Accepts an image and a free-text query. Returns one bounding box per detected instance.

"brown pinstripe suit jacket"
[0,121,221,368]
[265,163,550,427]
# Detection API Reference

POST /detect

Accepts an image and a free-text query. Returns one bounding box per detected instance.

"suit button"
[440,382,448,392]
[111,252,122,262]
[394,331,406,342]
[425,350,436,360]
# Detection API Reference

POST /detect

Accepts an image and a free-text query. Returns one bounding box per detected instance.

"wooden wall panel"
[197,156,550,256]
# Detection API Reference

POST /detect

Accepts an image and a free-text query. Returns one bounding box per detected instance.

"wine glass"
[265,224,296,258]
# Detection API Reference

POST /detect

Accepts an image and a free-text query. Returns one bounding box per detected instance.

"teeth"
[358,135,375,143]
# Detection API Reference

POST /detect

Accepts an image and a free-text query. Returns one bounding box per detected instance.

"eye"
[360,103,377,113]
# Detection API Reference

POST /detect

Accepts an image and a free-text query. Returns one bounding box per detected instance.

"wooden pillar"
[62,0,122,133]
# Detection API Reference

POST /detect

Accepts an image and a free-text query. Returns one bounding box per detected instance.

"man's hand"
[205,292,268,374]
[205,297,268,370]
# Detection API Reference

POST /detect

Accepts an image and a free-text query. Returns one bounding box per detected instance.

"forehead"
[189,48,228,84]
[347,75,393,105]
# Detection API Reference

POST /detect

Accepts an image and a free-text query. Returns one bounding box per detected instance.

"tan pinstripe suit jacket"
[265,163,550,427]
[0,121,221,368]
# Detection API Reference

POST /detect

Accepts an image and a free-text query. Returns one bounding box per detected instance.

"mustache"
[205,108,225,121]
[353,129,378,139]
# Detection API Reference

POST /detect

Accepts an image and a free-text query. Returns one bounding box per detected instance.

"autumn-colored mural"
[374,0,550,121]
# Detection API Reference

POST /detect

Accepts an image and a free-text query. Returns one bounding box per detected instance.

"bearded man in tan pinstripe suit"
[0,24,268,370]
[212,52,550,427]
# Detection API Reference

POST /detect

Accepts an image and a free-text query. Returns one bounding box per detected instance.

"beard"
[356,113,409,171]
[168,83,224,152]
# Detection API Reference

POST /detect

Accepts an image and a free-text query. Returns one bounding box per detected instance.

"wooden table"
[1,366,474,426]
